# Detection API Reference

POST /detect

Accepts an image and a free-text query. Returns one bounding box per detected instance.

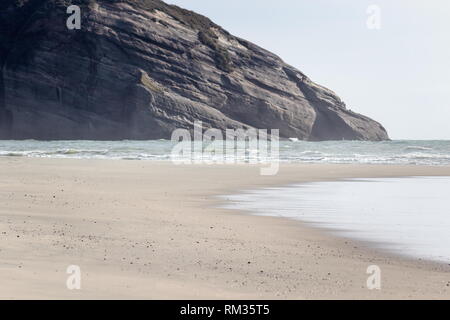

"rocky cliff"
[0,0,389,140]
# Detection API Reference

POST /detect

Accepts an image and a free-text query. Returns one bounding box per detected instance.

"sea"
[0,139,450,165]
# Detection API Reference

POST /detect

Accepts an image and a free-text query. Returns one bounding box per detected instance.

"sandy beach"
[0,157,449,299]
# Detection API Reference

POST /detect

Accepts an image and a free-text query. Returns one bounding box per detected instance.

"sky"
[167,0,450,140]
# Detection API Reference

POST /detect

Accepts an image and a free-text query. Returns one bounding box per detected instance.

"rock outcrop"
[0,0,389,140]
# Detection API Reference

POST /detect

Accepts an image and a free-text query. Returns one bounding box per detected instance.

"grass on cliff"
[4,0,220,32]
[129,0,219,31]
[133,0,234,72]
[198,30,233,73]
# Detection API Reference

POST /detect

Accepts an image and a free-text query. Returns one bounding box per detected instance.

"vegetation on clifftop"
[2,0,234,73]
[131,0,234,72]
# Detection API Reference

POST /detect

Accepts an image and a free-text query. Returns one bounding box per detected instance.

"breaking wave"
[0,140,450,165]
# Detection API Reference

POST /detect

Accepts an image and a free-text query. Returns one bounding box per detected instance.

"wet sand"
[0,158,449,299]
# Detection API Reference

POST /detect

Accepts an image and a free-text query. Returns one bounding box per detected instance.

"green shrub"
[215,48,233,73]
[198,30,233,72]
[198,30,218,50]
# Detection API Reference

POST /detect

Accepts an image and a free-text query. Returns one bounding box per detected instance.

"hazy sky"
[167,0,450,140]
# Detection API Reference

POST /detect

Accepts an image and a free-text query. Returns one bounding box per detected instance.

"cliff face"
[0,0,389,140]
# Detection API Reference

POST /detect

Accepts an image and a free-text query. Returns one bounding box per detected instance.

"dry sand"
[0,157,449,299]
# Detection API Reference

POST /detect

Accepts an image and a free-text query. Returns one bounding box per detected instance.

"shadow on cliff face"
[309,107,361,141]
[0,0,63,138]
[0,109,13,139]
[0,72,11,138]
